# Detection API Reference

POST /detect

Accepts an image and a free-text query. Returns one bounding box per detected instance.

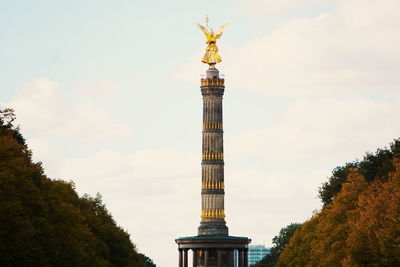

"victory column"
[175,18,251,267]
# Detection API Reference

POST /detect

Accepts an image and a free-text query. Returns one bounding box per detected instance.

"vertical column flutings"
[200,74,227,230]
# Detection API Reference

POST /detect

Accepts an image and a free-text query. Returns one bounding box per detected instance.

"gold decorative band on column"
[202,180,224,189]
[202,153,224,160]
[201,79,225,87]
[201,209,225,219]
[203,121,223,130]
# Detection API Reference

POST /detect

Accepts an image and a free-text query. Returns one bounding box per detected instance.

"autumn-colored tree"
[0,109,154,266]
[344,158,400,266]
[310,170,368,266]
[275,215,320,267]
[277,154,400,266]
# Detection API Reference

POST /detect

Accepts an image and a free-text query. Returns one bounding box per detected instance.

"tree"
[0,108,155,266]
[275,216,320,266]
[0,108,25,145]
[319,139,400,206]
[277,159,400,266]
[318,163,357,206]
[345,158,400,266]
[252,223,301,267]
[277,170,369,266]
[139,254,157,267]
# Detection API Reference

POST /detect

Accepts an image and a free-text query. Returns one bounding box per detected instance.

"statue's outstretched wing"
[216,23,229,39]
[197,23,210,40]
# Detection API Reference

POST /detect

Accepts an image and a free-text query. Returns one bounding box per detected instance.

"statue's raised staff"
[197,17,229,68]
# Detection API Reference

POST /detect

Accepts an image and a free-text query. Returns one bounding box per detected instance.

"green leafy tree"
[0,108,156,267]
[319,138,400,205]
[139,254,157,267]
[275,216,320,266]
[252,223,301,267]
[0,108,25,145]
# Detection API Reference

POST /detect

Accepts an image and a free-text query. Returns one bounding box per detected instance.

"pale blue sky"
[1,0,300,159]
[1,1,400,267]
[1,0,335,92]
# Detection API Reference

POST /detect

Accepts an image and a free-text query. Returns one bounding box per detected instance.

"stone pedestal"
[176,236,250,267]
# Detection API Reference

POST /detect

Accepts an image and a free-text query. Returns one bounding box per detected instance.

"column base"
[176,235,251,267]
[198,219,228,236]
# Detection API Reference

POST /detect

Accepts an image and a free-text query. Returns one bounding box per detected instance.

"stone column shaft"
[184,249,188,267]
[198,68,228,236]
[179,249,183,267]
[229,250,234,267]
[238,250,244,267]
[193,250,198,267]
[205,249,209,267]
[244,249,248,267]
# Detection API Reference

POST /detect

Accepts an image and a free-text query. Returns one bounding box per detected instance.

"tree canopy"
[276,145,400,266]
[251,223,301,267]
[319,138,400,205]
[0,109,155,267]
[277,163,400,266]
[255,138,400,266]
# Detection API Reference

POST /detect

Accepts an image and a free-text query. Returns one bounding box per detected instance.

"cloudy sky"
[1,0,400,266]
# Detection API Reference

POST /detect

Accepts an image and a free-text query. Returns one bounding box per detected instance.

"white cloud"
[2,77,133,140]
[55,147,329,264]
[228,97,400,164]
[58,148,199,198]
[177,0,400,97]
[173,52,205,82]
[233,0,332,17]
[226,168,328,246]
[228,0,400,96]
[27,137,61,176]
[56,148,200,267]
[76,80,119,97]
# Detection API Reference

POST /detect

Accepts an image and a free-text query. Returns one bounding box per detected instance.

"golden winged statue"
[197,17,229,67]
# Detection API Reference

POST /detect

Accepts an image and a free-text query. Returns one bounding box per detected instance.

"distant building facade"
[248,245,271,266]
